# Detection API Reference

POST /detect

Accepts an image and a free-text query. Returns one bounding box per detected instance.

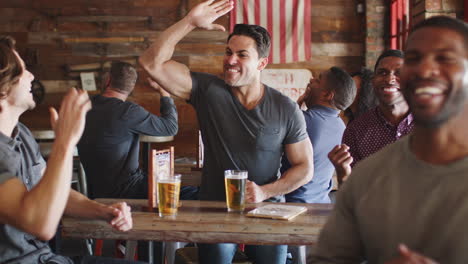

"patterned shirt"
[343,107,414,167]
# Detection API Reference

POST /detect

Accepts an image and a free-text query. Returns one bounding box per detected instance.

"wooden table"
[61,199,332,246]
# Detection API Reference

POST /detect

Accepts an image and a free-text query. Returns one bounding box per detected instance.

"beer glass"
[224,170,248,212]
[157,174,181,217]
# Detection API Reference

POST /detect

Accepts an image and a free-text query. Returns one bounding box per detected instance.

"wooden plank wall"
[0,0,364,159]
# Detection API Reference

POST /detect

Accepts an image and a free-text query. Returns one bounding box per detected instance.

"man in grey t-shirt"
[311,16,468,264]
[0,36,138,264]
[139,1,313,263]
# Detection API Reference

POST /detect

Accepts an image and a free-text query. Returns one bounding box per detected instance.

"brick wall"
[364,0,464,70]
[412,0,464,25]
[365,0,387,69]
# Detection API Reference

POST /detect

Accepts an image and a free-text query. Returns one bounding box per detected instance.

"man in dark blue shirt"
[78,61,178,199]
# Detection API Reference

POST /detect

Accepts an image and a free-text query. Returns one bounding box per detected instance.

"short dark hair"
[109,61,137,93]
[326,66,357,111]
[374,49,404,72]
[228,24,271,58]
[0,36,23,99]
[350,67,378,117]
[409,16,468,50]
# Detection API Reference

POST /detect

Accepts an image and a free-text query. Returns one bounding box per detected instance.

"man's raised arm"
[139,0,233,100]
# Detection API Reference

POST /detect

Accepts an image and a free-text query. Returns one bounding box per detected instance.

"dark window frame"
[465,0,468,22]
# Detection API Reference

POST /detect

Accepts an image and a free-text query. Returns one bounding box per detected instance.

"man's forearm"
[140,16,195,72]
[64,190,109,220]
[160,96,177,120]
[262,162,313,199]
[19,141,74,239]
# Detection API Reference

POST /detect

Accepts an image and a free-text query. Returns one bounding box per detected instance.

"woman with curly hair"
[343,67,378,123]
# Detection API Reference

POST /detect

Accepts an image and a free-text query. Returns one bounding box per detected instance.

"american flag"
[230,0,311,64]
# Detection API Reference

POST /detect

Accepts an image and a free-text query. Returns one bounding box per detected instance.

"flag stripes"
[230,0,311,64]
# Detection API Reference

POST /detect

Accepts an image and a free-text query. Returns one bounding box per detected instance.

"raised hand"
[328,144,353,184]
[384,244,438,264]
[147,77,170,97]
[50,88,91,148]
[186,0,234,31]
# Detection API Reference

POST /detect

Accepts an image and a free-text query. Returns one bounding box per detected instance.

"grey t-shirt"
[189,72,308,202]
[311,135,468,263]
[0,123,72,264]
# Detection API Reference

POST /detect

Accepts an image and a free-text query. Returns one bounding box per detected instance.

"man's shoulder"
[191,72,224,88]
[92,95,142,114]
[265,86,298,110]
[16,123,38,149]
[304,106,341,121]
[190,71,228,102]
[92,95,134,106]
[191,71,218,80]
[17,122,33,137]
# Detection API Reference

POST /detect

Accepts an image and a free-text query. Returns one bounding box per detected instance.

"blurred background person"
[343,67,378,124]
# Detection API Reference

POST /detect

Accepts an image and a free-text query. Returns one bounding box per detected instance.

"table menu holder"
[246,204,307,220]
[147,147,174,211]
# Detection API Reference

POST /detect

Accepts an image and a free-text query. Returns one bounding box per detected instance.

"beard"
[414,85,468,129]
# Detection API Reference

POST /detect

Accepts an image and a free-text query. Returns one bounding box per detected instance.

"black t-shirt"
[78,95,178,198]
[189,72,307,202]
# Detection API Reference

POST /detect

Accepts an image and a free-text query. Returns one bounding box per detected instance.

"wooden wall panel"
[5,0,364,160]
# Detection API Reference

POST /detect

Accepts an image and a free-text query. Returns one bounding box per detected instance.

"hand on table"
[103,202,133,232]
[384,244,438,264]
[246,180,268,203]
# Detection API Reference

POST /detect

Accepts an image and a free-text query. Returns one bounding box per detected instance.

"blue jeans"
[198,243,287,264]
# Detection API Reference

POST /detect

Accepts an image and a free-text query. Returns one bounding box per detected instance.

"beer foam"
[158,179,181,184]
[225,174,247,179]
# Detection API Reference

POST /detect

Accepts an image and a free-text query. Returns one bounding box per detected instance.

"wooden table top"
[61,199,332,245]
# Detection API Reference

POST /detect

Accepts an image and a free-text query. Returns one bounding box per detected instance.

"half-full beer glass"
[224,170,247,212]
[157,174,181,217]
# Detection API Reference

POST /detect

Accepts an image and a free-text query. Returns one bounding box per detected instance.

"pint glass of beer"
[157,174,181,217]
[224,170,248,212]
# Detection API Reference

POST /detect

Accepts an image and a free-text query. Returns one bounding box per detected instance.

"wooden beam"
[66,59,137,72]
[63,37,145,43]
[28,31,228,45]
[57,16,150,23]
[312,43,363,57]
